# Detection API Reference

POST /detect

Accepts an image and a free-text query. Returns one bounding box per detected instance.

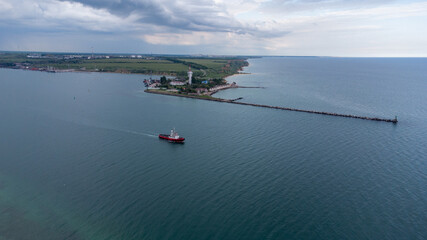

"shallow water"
[0,57,426,239]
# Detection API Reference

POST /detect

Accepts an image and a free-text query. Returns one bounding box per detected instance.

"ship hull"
[159,134,185,142]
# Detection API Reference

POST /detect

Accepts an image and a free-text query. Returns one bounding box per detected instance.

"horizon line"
[1,50,426,58]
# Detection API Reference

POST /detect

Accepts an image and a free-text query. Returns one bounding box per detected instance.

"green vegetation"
[0,52,248,80]
[179,58,248,79]
[0,52,249,99]
[55,59,188,73]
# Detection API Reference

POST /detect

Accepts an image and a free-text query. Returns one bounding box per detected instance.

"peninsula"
[0,51,250,97]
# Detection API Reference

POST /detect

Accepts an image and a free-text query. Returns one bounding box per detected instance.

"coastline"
[1,53,251,80]
[0,66,177,77]
[209,65,252,96]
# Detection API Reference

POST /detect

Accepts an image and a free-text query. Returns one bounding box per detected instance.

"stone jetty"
[145,90,398,124]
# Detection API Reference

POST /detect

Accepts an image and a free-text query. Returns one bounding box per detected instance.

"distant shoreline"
[0,52,250,81]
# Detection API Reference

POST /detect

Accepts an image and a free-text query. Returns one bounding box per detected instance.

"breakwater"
[230,101,398,123]
[145,90,398,124]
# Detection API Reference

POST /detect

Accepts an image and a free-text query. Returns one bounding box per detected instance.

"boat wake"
[115,129,157,138]
[91,125,158,138]
[57,117,158,138]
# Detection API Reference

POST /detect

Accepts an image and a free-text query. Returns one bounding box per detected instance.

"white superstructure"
[170,81,185,86]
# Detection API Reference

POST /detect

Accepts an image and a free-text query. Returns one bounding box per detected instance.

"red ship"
[159,128,185,143]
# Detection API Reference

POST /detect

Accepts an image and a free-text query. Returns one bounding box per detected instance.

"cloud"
[259,0,397,14]
[0,0,426,56]
[60,0,260,34]
[0,0,290,40]
[0,0,135,32]
[142,32,226,46]
[258,1,427,56]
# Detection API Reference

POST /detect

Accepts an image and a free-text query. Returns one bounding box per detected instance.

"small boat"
[159,128,185,143]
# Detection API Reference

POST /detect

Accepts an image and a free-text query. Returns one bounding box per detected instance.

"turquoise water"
[0,57,426,239]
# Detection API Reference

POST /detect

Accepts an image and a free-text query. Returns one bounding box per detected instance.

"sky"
[0,0,426,56]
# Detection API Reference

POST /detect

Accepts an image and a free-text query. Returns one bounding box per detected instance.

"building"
[27,54,42,58]
[187,66,193,85]
[196,88,208,95]
[170,81,185,86]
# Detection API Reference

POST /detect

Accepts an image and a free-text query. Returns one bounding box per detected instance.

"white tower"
[187,66,193,85]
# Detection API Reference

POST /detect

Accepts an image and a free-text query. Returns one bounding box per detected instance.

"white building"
[170,81,185,86]
[187,66,193,85]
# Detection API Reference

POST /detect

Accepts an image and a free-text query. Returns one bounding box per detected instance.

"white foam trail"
[116,129,157,138]
[93,126,158,138]
[54,116,158,138]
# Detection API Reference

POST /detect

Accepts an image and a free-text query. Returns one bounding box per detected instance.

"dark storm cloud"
[61,0,237,31]
[59,0,289,37]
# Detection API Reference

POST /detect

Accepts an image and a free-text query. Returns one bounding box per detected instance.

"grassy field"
[178,58,248,79]
[50,59,189,74]
[0,52,248,79]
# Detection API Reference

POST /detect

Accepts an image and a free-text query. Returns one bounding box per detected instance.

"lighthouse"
[187,66,193,85]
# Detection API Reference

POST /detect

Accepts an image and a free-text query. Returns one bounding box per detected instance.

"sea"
[0,57,426,240]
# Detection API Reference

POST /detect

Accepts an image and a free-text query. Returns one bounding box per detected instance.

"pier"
[229,101,398,123]
[145,90,398,124]
[229,97,243,102]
